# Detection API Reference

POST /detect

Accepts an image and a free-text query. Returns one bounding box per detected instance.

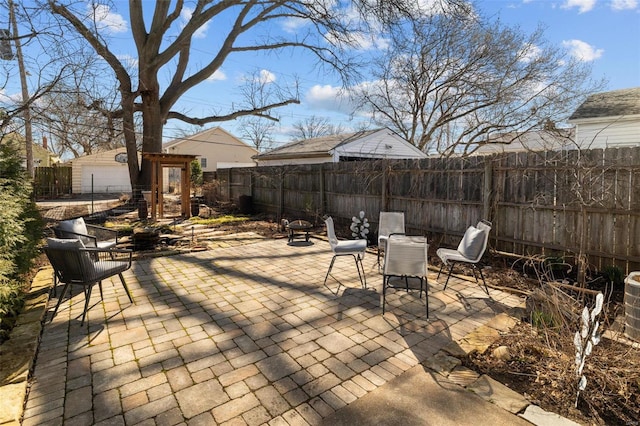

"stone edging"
[0,267,52,426]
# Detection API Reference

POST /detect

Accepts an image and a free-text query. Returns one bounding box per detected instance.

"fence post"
[319,164,325,216]
[381,160,388,211]
[483,156,493,221]
[278,167,284,222]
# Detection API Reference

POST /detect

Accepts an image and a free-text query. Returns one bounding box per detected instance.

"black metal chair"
[44,238,133,325]
[53,217,118,249]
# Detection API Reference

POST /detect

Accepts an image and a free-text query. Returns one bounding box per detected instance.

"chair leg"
[98,281,104,300]
[437,263,444,279]
[119,273,134,302]
[425,276,429,319]
[382,275,388,314]
[323,255,338,287]
[80,285,93,325]
[354,254,367,289]
[443,263,455,291]
[50,282,71,322]
[477,266,490,295]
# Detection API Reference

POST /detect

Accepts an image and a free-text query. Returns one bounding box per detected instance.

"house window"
[200,158,207,168]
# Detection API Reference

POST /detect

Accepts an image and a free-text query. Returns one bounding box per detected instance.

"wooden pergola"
[142,153,197,220]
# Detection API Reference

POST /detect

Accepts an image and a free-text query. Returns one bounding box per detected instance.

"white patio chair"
[323,216,367,289]
[436,220,492,294]
[382,235,429,317]
[377,212,405,270]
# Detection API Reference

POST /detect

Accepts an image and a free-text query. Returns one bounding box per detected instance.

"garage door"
[81,165,131,193]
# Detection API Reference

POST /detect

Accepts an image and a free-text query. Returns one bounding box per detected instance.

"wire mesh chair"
[382,235,429,317]
[436,220,492,294]
[323,217,368,290]
[377,212,405,270]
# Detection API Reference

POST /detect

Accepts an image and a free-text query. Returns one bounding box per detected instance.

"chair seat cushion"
[334,239,367,254]
[437,247,472,264]
[92,260,129,280]
[456,226,485,260]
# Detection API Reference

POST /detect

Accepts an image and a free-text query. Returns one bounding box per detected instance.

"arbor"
[47,1,423,195]
[353,13,606,155]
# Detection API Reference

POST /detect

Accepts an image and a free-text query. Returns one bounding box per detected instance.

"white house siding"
[333,130,426,160]
[573,117,640,149]
[163,127,258,172]
[254,156,333,167]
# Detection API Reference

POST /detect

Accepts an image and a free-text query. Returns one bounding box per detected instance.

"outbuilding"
[253,128,426,166]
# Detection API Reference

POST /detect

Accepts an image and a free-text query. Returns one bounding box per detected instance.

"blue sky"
[168,0,640,144]
[5,0,640,148]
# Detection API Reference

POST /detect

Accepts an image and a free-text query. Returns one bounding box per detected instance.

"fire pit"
[132,228,160,251]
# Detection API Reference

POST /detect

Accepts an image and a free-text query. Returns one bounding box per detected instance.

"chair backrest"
[456,220,492,262]
[55,218,93,247]
[378,212,405,242]
[324,217,338,250]
[44,238,95,283]
[383,236,428,278]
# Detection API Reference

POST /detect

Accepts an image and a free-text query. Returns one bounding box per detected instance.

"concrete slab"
[320,365,531,426]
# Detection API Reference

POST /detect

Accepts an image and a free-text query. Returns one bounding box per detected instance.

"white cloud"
[519,43,542,63]
[181,7,209,39]
[282,17,308,33]
[207,70,227,81]
[611,0,638,10]
[89,4,128,33]
[562,39,604,61]
[305,84,352,112]
[561,0,596,13]
[325,31,389,51]
[0,88,21,104]
[257,69,276,84]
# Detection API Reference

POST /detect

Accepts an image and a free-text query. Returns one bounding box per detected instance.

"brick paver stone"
[255,353,301,382]
[315,333,356,354]
[175,379,229,419]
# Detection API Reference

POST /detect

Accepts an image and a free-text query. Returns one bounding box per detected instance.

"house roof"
[163,126,257,153]
[254,128,425,160]
[474,129,575,154]
[569,87,640,121]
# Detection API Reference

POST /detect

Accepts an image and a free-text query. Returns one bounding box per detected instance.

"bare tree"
[240,116,277,152]
[290,115,346,141]
[353,13,606,155]
[47,1,424,196]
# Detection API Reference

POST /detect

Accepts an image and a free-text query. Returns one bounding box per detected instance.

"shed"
[568,87,640,149]
[254,128,426,166]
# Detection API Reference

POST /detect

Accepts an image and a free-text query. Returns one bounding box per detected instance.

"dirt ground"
[42,200,640,425]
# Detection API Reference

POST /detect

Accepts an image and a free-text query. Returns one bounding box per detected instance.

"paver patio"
[22,234,524,425]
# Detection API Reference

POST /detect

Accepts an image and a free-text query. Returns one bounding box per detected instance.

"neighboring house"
[568,87,640,149]
[254,128,427,166]
[163,127,257,171]
[473,129,575,155]
[67,147,141,194]
[0,133,60,167]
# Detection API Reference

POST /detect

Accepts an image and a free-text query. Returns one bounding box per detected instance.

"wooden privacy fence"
[216,147,640,273]
[34,166,72,198]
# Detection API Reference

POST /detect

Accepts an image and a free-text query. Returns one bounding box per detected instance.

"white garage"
[68,148,139,195]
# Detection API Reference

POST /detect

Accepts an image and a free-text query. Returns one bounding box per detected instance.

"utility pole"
[9,0,34,177]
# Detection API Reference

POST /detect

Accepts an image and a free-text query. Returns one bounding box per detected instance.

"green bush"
[0,141,44,341]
